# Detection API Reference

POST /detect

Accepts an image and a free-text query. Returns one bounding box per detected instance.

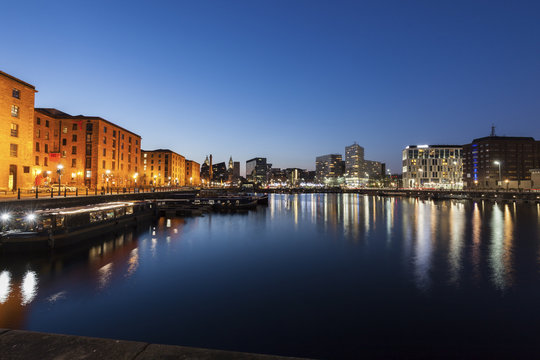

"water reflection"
[489,204,514,290]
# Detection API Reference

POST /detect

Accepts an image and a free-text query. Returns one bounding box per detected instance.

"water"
[1,194,540,358]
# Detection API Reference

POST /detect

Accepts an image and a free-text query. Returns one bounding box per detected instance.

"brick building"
[185,160,200,186]
[0,71,36,191]
[34,108,141,189]
[141,149,185,186]
[463,136,540,189]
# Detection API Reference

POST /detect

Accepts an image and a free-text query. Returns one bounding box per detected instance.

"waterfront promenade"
[0,329,304,360]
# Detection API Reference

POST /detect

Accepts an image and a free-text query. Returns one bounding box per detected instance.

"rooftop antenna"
[490,124,496,137]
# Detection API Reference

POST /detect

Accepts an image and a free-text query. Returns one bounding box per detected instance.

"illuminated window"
[10,123,18,137]
[11,105,19,117]
[12,89,20,99]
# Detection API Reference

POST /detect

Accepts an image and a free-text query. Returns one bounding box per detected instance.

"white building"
[402,145,463,189]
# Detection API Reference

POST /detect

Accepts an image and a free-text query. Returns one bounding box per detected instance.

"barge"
[0,201,154,252]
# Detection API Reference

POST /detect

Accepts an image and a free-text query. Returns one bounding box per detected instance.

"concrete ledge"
[0,329,305,360]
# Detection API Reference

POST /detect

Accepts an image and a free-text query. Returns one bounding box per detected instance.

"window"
[103,149,106,156]
[11,105,19,117]
[112,139,116,148]
[112,161,115,170]
[44,144,49,153]
[62,150,66,158]
[86,123,93,132]
[128,145,131,153]
[72,134,77,142]
[44,157,48,166]
[113,130,116,137]
[102,160,106,169]
[85,158,91,168]
[103,126,107,133]
[72,123,78,131]
[12,89,20,99]
[23,166,30,173]
[72,159,77,167]
[37,117,41,125]
[72,146,77,155]
[10,144,18,157]
[86,144,92,156]
[135,139,138,145]
[62,127,68,134]
[35,156,39,165]
[45,120,49,128]
[36,142,40,152]
[86,133,92,142]
[121,153,124,160]
[10,123,18,137]
[36,129,41,138]
[112,150,116,158]
[54,129,59,137]
[136,148,138,154]
[62,138,67,146]
[45,132,49,140]
[129,137,132,143]
[86,170,91,178]
[121,134,124,140]
[103,136,106,145]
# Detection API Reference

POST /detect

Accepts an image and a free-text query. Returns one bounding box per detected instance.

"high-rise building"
[402,145,463,189]
[141,149,185,186]
[0,70,36,191]
[315,154,344,185]
[246,157,269,184]
[364,160,385,179]
[185,160,200,186]
[212,162,228,183]
[463,135,540,188]
[345,143,364,177]
[233,161,240,179]
[34,108,141,189]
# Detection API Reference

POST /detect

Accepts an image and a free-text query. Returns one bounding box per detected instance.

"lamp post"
[57,164,64,196]
[494,161,502,187]
[105,169,111,193]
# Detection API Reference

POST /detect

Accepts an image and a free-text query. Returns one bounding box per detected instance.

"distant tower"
[204,155,209,166]
[209,154,213,181]
[229,156,233,170]
[491,125,496,137]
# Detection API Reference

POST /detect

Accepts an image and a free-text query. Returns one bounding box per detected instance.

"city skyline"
[2,1,540,173]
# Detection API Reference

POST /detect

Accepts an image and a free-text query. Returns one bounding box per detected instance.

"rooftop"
[0,70,36,90]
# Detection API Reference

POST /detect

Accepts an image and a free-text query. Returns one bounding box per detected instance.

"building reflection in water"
[489,204,514,290]
[471,202,482,281]
[413,200,433,290]
[448,202,465,285]
[0,218,186,330]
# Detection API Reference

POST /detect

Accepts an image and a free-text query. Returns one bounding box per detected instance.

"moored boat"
[0,201,154,252]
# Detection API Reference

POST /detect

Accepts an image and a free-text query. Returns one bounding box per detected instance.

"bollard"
[86,188,88,196]
[76,188,78,197]
[35,188,38,199]
[95,188,97,196]
[64,188,67,197]
[51,189,53,198]
[17,188,20,200]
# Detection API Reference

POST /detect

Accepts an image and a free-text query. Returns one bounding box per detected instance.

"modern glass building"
[402,145,463,189]
[316,154,344,185]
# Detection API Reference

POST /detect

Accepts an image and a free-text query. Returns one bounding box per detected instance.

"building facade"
[246,157,269,184]
[185,160,200,186]
[141,149,185,186]
[463,136,540,189]
[0,71,36,191]
[364,160,385,179]
[345,143,365,186]
[34,108,141,189]
[402,145,463,189]
[316,154,344,185]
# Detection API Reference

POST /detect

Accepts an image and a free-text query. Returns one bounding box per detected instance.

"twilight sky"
[2,0,540,174]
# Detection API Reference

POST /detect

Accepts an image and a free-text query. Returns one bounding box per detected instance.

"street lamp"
[57,164,64,195]
[494,161,502,186]
[105,169,111,193]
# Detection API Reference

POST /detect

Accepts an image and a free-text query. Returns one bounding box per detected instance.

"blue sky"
[2,0,539,174]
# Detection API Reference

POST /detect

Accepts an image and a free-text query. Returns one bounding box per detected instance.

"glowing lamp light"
[1,213,10,222]
[25,213,36,222]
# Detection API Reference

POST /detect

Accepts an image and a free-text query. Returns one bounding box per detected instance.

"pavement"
[0,329,307,360]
